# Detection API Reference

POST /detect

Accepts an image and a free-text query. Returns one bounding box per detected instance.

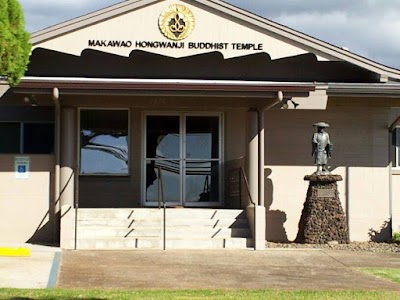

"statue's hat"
[313,122,329,128]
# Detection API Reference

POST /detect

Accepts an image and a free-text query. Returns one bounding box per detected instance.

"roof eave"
[327,83,400,97]
[13,77,315,98]
[30,0,157,44]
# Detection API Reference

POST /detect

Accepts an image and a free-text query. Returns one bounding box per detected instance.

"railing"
[156,166,255,250]
[240,167,256,206]
[239,167,257,250]
[157,166,166,251]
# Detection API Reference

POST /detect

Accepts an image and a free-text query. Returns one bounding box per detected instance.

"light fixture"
[23,95,38,107]
[290,100,299,109]
[281,99,299,109]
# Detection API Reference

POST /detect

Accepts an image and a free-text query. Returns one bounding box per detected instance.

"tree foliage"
[0,0,31,86]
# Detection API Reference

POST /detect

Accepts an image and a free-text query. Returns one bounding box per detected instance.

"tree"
[0,0,31,86]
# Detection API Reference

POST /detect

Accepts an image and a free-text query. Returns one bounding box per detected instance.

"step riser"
[76,238,253,250]
[77,228,250,238]
[78,209,247,219]
[77,218,249,227]
[78,219,248,228]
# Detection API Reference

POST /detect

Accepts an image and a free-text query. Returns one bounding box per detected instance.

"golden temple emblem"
[159,4,195,40]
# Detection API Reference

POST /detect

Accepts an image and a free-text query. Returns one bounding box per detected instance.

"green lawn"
[1,289,400,300]
[363,268,400,284]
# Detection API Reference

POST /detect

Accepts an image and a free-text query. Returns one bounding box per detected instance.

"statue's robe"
[312,132,331,165]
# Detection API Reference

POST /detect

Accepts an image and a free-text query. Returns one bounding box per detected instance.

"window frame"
[78,108,131,177]
[141,111,224,207]
[390,127,400,169]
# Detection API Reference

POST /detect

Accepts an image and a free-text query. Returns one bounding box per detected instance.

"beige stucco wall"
[0,94,394,243]
[392,174,400,234]
[265,106,391,242]
[34,0,330,61]
[389,107,400,235]
[0,155,55,243]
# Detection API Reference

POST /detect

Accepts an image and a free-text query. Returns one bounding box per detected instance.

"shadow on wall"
[26,48,379,83]
[266,210,289,242]
[0,155,60,246]
[26,170,62,247]
[264,109,389,169]
[264,109,392,243]
[265,168,289,242]
[369,219,392,242]
[25,169,62,246]
[26,211,60,246]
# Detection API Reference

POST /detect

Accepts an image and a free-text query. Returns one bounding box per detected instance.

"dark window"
[0,122,54,154]
[23,123,54,154]
[393,128,400,167]
[0,123,21,153]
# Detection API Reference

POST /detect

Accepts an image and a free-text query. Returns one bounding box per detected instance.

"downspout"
[258,111,264,207]
[258,91,283,206]
[52,88,61,243]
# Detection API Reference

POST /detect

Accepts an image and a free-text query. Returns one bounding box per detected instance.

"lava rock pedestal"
[295,174,349,244]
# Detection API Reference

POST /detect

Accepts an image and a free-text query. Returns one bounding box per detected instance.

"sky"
[19,0,400,69]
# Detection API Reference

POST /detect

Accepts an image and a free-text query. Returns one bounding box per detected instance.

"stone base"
[295,174,349,244]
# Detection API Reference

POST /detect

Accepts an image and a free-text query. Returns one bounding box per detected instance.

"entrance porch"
[14,79,315,249]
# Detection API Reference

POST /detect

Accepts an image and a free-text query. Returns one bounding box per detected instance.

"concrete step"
[78,208,247,220]
[76,237,253,250]
[77,218,249,228]
[77,227,250,239]
[77,209,160,220]
[76,208,251,250]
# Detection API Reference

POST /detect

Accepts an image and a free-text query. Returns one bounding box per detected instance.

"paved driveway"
[57,249,400,290]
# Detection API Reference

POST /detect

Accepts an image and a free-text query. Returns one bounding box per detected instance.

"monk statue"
[312,122,332,175]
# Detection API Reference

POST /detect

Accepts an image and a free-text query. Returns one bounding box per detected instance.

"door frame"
[141,111,224,207]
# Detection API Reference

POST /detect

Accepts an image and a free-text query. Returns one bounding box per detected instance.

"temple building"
[1,0,400,249]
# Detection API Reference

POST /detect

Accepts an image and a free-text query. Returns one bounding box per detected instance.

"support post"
[246,111,266,250]
[247,111,258,204]
[60,108,76,249]
[258,110,265,207]
[53,88,61,243]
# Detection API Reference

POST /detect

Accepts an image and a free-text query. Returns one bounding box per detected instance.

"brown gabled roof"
[30,0,400,81]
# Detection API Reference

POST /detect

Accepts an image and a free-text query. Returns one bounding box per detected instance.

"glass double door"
[144,113,222,207]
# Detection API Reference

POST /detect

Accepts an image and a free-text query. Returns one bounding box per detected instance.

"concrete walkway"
[57,249,400,291]
[0,244,60,289]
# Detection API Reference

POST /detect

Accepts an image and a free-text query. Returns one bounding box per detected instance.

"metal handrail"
[240,167,257,250]
[157,166,166,250]
[156,166,255,250]
[240,167,256,206]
